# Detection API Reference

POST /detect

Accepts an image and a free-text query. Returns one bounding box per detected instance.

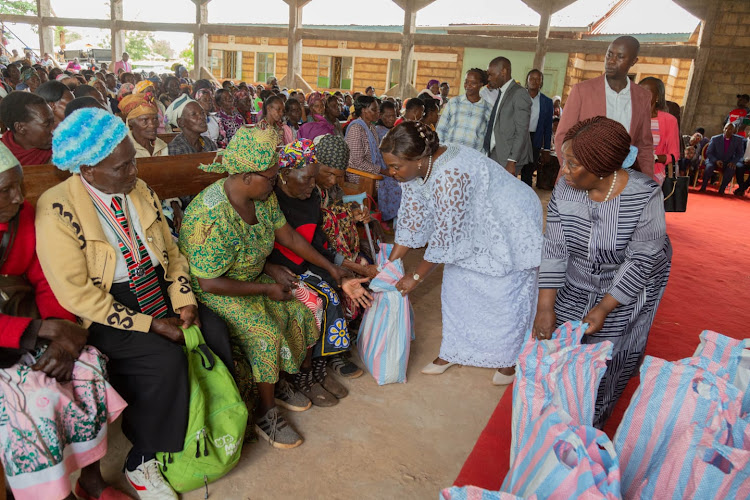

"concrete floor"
[97,187,552,500]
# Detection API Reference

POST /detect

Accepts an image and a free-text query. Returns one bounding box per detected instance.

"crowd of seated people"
[0,39,746,499]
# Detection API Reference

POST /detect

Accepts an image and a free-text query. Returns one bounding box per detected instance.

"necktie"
[483,89,502,154]
[111,196,168,319]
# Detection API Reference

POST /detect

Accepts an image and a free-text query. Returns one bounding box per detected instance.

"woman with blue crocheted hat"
[34,107,234,500]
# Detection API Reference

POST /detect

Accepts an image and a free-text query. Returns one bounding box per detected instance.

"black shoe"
[328,353,364,379]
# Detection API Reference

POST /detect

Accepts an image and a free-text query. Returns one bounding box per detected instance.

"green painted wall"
[461,48,568,98]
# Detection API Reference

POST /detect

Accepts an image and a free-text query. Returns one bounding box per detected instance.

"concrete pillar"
[36,0,54,56]
[282,0,310,89]
[681,7,716,133]
[533,4,551,71]
[398,4,417,100]
[110,0,124,65]
[194,0,211,78]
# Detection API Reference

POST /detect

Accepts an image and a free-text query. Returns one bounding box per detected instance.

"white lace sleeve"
[395,181,434,248]
[423,167,477,264]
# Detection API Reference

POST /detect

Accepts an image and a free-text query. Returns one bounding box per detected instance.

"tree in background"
[179,40,194,70]
[54,26,82,48]
[124,31,150,61]
[151,38,174,59]
[1,1,37,47]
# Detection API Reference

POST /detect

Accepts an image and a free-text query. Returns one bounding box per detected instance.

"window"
[388,59,416,89]
[257,52,275,84]
[317,56,331,88]
[223,51,237,80]
[210,50,223,76]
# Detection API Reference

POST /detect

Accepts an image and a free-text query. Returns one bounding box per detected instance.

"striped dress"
[539,170,672,428]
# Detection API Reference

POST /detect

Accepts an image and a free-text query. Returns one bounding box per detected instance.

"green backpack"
[158,325,248,494]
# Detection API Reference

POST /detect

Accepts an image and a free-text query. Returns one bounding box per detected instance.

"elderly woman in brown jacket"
[35,108,233,500]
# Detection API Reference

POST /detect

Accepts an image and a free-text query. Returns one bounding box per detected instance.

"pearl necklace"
[419,155,434,185]
[588,170,618,202]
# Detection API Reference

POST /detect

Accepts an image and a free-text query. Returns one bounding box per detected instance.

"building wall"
[462,48,569,98]
[687,0,750,136]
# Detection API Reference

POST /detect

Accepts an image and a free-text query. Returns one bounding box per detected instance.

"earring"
[281,177,287,185]
[599,176,603,180]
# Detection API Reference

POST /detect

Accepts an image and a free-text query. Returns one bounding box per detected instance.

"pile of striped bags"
[441,325,750,500]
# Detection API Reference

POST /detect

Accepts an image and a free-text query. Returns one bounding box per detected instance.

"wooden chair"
[23,152,225,205]
[693,143,717,188]
[343,167,383,200]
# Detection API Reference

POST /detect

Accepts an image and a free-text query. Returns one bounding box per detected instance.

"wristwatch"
[412,273,422,282]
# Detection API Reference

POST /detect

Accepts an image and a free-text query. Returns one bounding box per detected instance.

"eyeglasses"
[253,171,278,186]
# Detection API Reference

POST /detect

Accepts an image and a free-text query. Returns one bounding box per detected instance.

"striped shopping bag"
[502,406,621,499]
[692,330,750,415]
[511,322,612,462]
[614,356,745,498]
[630,428,750,500]
[440,486,525,500]
[356,245,414,385]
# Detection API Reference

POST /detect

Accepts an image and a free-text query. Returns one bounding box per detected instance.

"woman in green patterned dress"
[179,127,357,450]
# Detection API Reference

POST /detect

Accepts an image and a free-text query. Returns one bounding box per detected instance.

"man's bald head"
[489,56,511,73]
[612,36,640,58]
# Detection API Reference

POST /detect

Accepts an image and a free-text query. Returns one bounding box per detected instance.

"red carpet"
[455,188,750,490]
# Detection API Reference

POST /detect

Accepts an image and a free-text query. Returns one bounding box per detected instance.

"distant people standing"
[113,52,132,75]
[436,68,491,153]
[555,35,655,179]
[483,56,533,175]
[520,69,553,187]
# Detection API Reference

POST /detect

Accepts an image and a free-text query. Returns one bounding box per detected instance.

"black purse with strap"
[663,154,689,212]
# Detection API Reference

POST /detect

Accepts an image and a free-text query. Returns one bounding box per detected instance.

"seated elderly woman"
[267,140,373,404]
[165,95,218,155]
[0,91,54,165]
[135,79,170,133]
[298,95,343,140]
[0,143,128,500]
[119,92,168,158]
[35,108,234,500]
[215,88,245,149]
[178,127,369,449]
[35,80,74,129]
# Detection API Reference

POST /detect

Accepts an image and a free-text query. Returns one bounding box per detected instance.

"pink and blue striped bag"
[691,330,750,415]
[356,244,415,385]
[511,322,612,462]
[502,406,621,499]
[614,356,745,499]
[440,486,525,500]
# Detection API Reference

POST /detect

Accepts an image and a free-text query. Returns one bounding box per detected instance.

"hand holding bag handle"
[182,325,215,371]
[663,154,678,202]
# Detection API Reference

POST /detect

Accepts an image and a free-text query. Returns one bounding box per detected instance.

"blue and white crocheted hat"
[52,108,129,173]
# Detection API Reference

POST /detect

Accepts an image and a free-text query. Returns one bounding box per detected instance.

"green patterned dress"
[178,179,319,392]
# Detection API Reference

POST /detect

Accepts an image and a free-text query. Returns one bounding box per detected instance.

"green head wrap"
[200,127,279,175]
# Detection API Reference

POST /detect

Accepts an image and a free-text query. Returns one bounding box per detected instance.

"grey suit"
[487,80,533,170]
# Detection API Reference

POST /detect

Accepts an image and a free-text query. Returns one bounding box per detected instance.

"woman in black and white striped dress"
[532,116,672,428]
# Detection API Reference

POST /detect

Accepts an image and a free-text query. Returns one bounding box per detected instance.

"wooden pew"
[23,152,225,205]
[157,132,179,144]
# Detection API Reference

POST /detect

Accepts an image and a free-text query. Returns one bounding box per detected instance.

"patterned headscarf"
[134,80,153,94]
[307,92,323,107]
[52,108,129,173]
[0,143,20,174]
[194,88,212,100]
[279,139,316,170]
[119,92,158,122]
[314,134,349,170]
[165,94,195,128]
[20,67,37,82]
[117,83,135,100]
[200,127,279,175]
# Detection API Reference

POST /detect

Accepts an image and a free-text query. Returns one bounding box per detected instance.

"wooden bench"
[23,152,225,205]
[343,168,383,200]
[157,132,179,144]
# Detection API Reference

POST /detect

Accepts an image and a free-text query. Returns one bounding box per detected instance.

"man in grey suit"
[483,57,533,175]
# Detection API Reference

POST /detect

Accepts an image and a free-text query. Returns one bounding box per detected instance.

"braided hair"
[380,120,440,161]
[562,116,638,177]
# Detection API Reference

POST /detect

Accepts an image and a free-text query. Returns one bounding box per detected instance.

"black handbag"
[663,155,689,212]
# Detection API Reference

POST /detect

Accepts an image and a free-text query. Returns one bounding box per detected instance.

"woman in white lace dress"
[381,121,543,385]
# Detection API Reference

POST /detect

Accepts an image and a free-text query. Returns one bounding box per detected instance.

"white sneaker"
[125,458,178,500]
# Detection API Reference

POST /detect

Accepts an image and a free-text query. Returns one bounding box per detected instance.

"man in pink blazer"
[555,36,654,179]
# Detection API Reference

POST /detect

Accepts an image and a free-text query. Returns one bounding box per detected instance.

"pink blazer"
[653,110,681,183]
[555,75,655,179]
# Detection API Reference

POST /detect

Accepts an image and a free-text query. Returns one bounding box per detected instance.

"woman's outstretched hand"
[342,277,374,309]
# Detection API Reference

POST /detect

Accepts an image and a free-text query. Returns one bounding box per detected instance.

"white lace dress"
[395,144,543,367]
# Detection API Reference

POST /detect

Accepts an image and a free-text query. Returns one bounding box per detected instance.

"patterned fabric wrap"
[19,67,36,83]
[315,134,350,170]
[120,92,158,122]
[511,321,612,464]
[278,139,316,170]
[299,272,349,357]
[117,83,135,100]
[357,243,414,385]
[200,127,279,175]
[614,356,745,499]
[0,346,127,500]
[52,108,129,173]
[292,282,323,330]
[134,80,153,94]
[502,406,621,499]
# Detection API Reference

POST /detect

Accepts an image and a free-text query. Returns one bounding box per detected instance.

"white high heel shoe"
[492,370,516,386]
[421,362,456,375]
